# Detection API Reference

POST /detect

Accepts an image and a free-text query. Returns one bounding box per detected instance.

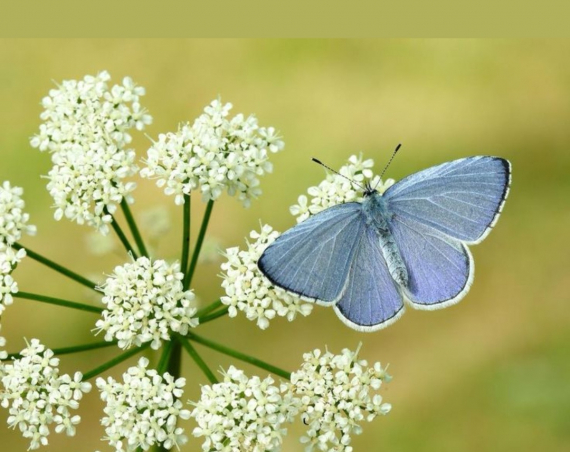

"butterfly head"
[363,181,378,198]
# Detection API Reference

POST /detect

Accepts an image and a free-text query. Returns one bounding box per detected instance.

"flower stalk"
[15,291,103,314]
[12,243,98,290]
[186,331,291,380]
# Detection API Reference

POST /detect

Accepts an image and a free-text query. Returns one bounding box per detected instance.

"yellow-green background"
[0,40,568,451]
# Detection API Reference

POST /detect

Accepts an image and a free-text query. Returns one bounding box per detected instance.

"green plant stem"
[121,199,148,258]
[187,332,291,380]
[179,337,218,383]
[181,194,191,288]
[195,299,222,318]
[185,199,214,289]
[157,340,175,374]
[5,341,117,360]
[82,344,150,381]
[199,306,229,324]
[108,212,139,259]
[13,243,98,291]
[16,291,103,313]
[167,338,182,381]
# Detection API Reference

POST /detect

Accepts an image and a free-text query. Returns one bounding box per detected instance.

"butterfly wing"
[384,156,511,244]
[389,214,473,309]
[258,202,364,303]
[334,223,404,331]
[384,156,510,308]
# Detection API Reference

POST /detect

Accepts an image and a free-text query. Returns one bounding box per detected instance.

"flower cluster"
[289,346,392,451]
[96,357,190,451]
[0,182,35,313]
[95,257,198,350]
[141,99,284,207]
[0,339,91,450]
[30,71,152,234]
[290,154,395,223]
[190,347,391,452]
[190,365,299,452]
[220,224,313,329]
[0,181,37,248]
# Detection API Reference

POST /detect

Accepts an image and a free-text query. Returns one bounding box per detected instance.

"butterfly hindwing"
[258,202,364,303]
[389,213,472,309]
[384,156,511,244]
[334,223,404,331]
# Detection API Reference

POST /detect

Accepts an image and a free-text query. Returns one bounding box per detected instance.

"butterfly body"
[258,156,511,331]
[361,190,408,286]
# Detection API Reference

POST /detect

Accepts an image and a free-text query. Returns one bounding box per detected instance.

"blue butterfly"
[258,155,511,331]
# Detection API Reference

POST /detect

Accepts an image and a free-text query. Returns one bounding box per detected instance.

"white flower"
[141,99,284,207]
[0,242,27,314]
[290,154,395,223]
[0,273,18,315]
[95,257,198,350]
[0,182,34,313]
[220,224,313,329]
[0,181,36,249]
[289,346,392,451]
[190,365,299,452]
[0,325,7,361]
[96,357,190,451]
[0,339,91,450]
[30,71,152,234]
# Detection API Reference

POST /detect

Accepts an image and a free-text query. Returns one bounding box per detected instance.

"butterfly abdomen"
[362,192,409,287]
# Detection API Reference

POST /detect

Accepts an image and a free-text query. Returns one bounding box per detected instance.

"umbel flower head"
[289,346,392,452]
[290,153,395,223]
[0,339,92,450]
[141,98,284,206]
[95,257,198,350]
[30,71,152,234]
[190,365,300,452]
[96,357,190,451]
[0,181,37,249]
[0,182,35,313]
[220,224,313,329]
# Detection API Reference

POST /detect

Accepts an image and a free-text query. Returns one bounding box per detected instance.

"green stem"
[109,213,139,259]
[179,336,218,383]
[167,338,182,380]
[187,332,291,380]
[199,306,229,324]
[5,341,116,360]
[195,299,222,318]
[13,243,98,291]
[157,340,175,374]
[16,291,103,314]
[121,199,148,258]
[185,199,214,289]
[82,344,150,381]
[180,194,191,288]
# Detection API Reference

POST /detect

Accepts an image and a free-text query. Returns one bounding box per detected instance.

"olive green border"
[0,1,568,38]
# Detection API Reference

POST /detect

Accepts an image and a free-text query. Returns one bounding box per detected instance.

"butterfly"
[257,155,511,331]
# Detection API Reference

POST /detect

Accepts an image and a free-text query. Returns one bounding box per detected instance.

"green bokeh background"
[0,39,568,451]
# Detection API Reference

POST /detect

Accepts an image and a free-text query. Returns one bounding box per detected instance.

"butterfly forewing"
[384,156,511,244]
[258,202,364,303]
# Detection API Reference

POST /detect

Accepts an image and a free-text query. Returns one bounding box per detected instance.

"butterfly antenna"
[379,143,401,179]
[311,158,367,191]
[372,143,401,191]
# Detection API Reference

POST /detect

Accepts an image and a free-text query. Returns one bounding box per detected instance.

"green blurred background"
[0,39,569,451]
